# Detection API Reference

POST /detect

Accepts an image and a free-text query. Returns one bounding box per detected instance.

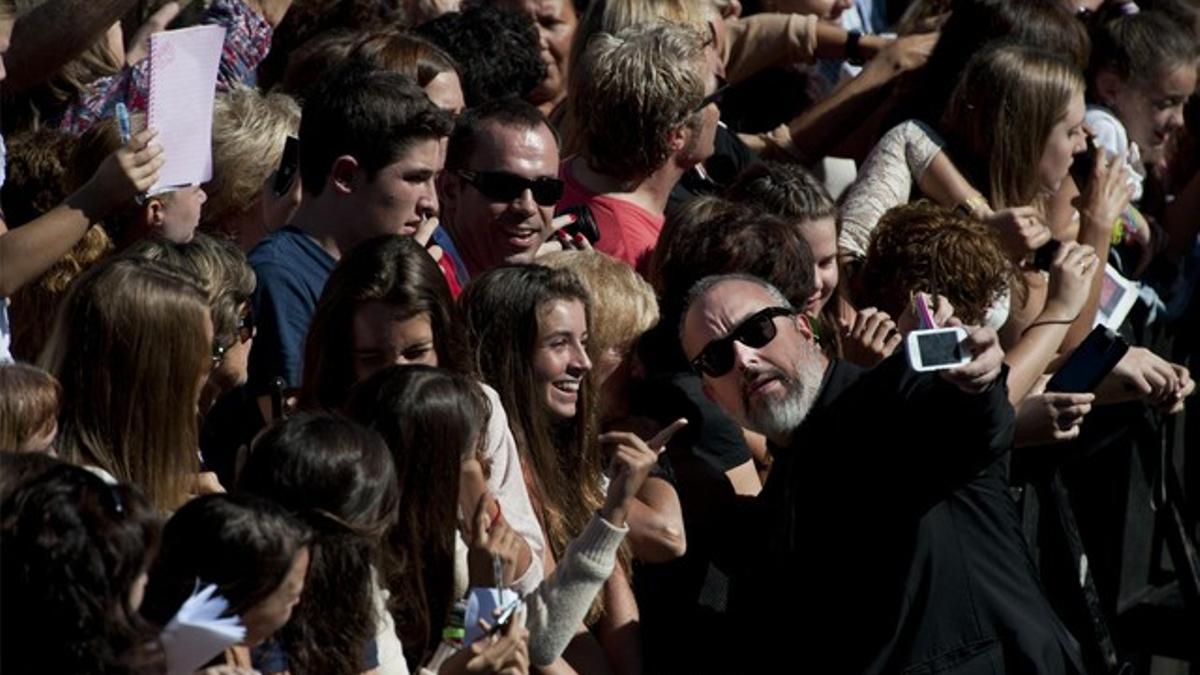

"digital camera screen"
[918,331,962,366]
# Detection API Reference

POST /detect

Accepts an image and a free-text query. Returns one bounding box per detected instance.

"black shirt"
[736,354,1084,674]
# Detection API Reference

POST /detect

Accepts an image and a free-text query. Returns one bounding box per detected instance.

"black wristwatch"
[845,30,865,66]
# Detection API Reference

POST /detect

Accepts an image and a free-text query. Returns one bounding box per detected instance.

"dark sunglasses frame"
[691,306,794,377]
[695,77,729,113]
[454,169,564,207]
[212,304,256,367]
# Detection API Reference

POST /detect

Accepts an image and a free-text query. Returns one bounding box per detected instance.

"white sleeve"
[839,120,946,259]
[479,382,546,594]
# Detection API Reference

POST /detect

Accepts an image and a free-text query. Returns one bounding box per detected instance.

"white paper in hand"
[464,586,521,646]
[160,582,246,675]
[147,24,226,195]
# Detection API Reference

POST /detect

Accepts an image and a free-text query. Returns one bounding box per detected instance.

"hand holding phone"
[1046,326,1129,393]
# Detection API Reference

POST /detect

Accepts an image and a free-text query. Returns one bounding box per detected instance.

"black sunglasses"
[212,304,256,367]
[690,306,794,377]
[454,169,564,207]
[237,303,255,343]
[695,77,729,113]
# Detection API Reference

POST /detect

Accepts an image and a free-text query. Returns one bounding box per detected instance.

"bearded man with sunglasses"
[679,274,1085,674]
[438,97,566,284]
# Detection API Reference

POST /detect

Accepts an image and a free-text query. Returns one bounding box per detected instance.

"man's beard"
[739,353,824,442]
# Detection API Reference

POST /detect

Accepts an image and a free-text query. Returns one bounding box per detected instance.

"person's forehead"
[468,121,559,174]
[682,280,776,348]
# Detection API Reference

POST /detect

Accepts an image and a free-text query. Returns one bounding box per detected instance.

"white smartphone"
[906,326,970,372]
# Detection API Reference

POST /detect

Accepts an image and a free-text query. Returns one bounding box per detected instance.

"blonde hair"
[942,43,1085,210]
[565,0,710,154]
[0,363,61,452]
[39,257,211,511]
[568,21,708,183]
[540,250,659,358]
[204,85,301,233]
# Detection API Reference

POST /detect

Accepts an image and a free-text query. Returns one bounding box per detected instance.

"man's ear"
[668,123,689,154]
[146,198,165,229]
[1094,69,1123,109]
[329,155,360,195]
[794,313,815,340]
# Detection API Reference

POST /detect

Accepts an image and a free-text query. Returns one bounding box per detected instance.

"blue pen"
[116,103,132,144]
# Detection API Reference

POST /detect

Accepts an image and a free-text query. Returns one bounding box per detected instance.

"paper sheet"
[160,583,246,675]
[147,24,226,194]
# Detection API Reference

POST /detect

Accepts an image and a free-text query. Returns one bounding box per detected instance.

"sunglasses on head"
[690,306,794,377]
[454,169,564,207]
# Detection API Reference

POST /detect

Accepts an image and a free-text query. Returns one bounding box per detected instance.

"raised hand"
[1042,241,1099,322]
[598,418,687,527]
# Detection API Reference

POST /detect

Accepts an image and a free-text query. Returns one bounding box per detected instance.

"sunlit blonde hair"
[942,43,1085,210]
[204,85,301,233]
[568,21,708,183]
[565,0,710,154]
[540,250,659,359]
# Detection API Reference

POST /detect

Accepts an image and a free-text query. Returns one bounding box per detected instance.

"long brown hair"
[460,265,607,618]
[239,413,399,675]
[346,365,489,670]
[38,257,210,512]
[301,235,467,411]
[942,43,1085,210]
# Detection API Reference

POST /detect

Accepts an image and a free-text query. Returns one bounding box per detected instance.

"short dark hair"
[650,197,816,329]
[140,493,312,627]
[416,6,547,107]
[445,96,559,170]
[298,64,454,196]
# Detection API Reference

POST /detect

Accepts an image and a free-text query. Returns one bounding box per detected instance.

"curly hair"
[859,201,1019,326]
[417,5,547,106]
[2,128,113,361]
[651,196,816,332]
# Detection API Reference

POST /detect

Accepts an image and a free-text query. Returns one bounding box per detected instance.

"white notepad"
[147,24,226,195]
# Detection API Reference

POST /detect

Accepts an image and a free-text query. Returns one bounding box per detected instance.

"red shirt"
[559,159,665,275]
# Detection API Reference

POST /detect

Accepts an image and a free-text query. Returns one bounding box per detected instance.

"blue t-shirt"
[247,226,336,394]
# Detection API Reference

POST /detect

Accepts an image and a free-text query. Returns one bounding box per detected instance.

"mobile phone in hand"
[1069,133,1097,194]
[1045,325,1129,393]
[556,204,601,244]
[906,326,971,372]
[1033,239,1062,272]
[273,136,299,196]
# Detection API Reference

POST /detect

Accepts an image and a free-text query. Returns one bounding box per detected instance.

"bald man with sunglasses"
[679,273,1085,674]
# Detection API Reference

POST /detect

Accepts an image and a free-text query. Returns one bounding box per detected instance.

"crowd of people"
[0,0,1198,672]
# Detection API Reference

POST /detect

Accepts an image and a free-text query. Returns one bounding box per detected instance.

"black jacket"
[733,354,1085,674]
